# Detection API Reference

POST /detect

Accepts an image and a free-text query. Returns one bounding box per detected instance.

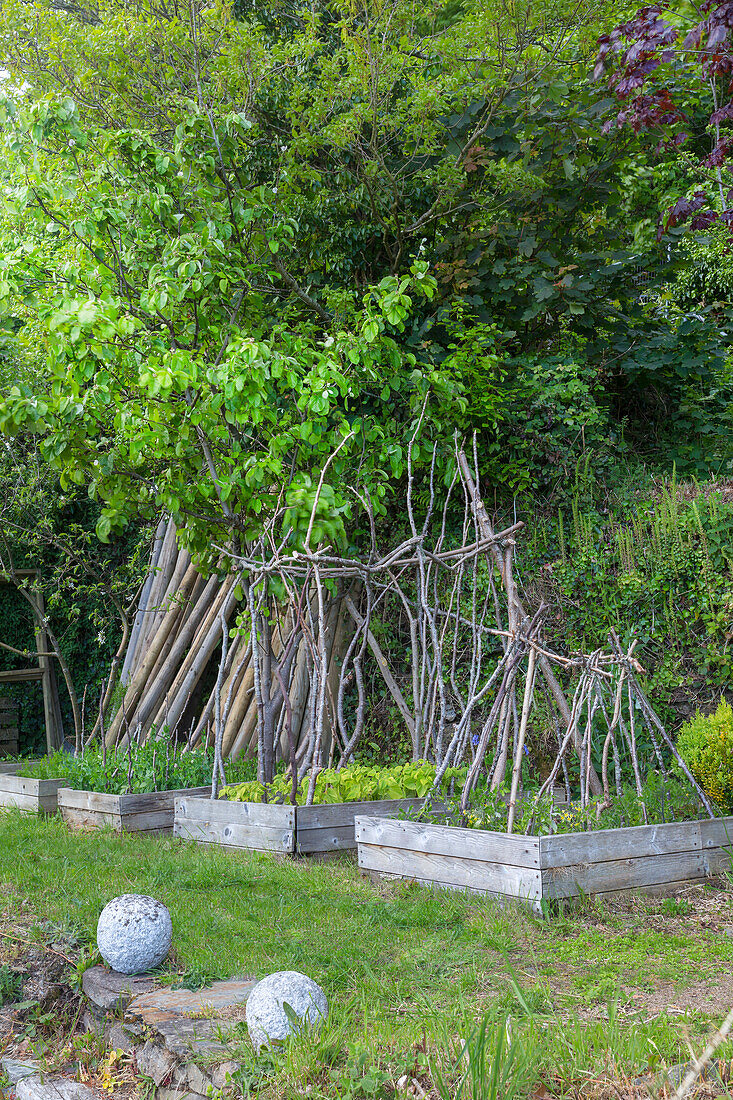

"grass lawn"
[1,810,733,1098]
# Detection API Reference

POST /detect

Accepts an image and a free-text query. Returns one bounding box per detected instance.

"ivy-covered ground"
[0,812,732,1099]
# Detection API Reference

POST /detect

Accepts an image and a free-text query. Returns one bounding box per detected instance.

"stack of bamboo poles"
[107,518,350,761]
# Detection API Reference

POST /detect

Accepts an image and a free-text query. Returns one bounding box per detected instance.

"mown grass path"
[2,811,733,1098]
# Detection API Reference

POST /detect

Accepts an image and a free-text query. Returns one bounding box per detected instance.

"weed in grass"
[329,1045,393,1099]
[482,926,516,953]
[168,967,220,991]
[0,963,22,1004]
[503,977,552,1017]
[68,945,102,991]
[660,897,692,917]
[432,1013,536,1100]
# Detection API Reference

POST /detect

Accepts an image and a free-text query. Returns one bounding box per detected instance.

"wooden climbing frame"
[0,570,64,755]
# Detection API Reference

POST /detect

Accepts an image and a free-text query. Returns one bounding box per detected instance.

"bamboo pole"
[105,562,200,746]
[320,599,349,764]
[148,576,242,737]
[142,576,234,737]
[219,663,256,756]
[279,638,309,759]
[142,546,191,654]
[227,621,286,760]
[133,518,179,668]
[107,569,218,745]
[120,516,166,686]
[189,634,249,748]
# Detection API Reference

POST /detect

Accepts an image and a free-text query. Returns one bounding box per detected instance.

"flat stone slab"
[137,1041,177,1086]
[83,965,159,1015]
[126,978,256,1060]
[16,1078,97,1100]
[1,1060,39,1084]
[127,979,256,1021]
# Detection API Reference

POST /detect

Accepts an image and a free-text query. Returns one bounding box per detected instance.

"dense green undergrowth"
[521,473,733,720]
[18,741,256,795]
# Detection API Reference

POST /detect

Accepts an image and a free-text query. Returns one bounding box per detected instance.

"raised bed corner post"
[457,448,603,797]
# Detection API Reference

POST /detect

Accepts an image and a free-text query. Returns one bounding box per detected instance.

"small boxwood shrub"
[676,699,733,812]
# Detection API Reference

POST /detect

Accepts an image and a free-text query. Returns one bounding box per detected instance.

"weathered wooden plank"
[59,807,117,830]
[60,807,185,834]
[174,797,296,852]
[118,809,185,833]
[58,787,214,833]
[355,816,541,867]
[296,798,429,830]
[294,799,444,854]
[58,789,122,815]
[0,775,65,813]
[703,849,732,875]
[542,850,705,899]
[358,842,542,899]
[540,820,703,868]
[178,797,296,829]
[0,669,43,684]
[361,865,542,910]
[699,816,733,850]
[115,788,211,814]
[297,824,360,854]
[697,817,733,875]
[174,809,294,853]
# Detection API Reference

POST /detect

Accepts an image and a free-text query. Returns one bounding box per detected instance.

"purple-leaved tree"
[596,3,733,235]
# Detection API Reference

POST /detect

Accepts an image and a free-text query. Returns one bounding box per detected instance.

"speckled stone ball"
[246,971,328,1050]
[96,895,172,975]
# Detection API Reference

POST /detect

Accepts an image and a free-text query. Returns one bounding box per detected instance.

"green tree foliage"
[0,0,729,539]
[0,0,686,517]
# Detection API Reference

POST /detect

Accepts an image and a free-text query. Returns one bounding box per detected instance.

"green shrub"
[676,699,733,812]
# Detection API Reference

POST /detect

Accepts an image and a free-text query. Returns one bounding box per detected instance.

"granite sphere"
[96,895,172,975]
[246,971,328,1050]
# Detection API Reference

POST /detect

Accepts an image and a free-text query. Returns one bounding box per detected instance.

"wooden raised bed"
[59,787,211,834]
[355,814,733,908]
[0,759,43,775]
[0,773,66,813]
[174,796,441,857]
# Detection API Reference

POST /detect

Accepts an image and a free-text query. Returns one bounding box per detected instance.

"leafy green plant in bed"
[219,762,464,806]
[438,772,706,837]
[17,739,256,795]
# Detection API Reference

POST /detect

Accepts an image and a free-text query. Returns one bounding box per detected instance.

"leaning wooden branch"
[457,447,603,796]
